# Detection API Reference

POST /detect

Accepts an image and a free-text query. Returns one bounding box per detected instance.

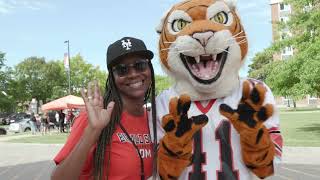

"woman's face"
[112,54,152,101]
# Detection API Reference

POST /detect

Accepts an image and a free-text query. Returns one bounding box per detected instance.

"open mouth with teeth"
[180,48,228,84]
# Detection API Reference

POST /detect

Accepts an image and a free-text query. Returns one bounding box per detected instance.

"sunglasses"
[112,59,149,77]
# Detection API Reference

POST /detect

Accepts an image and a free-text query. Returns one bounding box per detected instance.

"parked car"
[9,117,56,133]
[0,112,11,125]
[9,118,32,133]
[3,113,31,125]
[0,127,6,135]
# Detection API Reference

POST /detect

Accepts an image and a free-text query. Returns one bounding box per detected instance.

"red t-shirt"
[54,110,153,180]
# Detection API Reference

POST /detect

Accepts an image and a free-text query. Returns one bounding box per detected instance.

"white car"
[9,118,32,133]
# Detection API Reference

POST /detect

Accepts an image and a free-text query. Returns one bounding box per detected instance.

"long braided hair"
[93,61,157,180]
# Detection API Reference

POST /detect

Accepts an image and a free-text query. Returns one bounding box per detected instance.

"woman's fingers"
[87,81,93,101]
[102,101,115,124]
[83,81,105,110]
[99,95,104,108]
[80,88,89,103]
[93,80,104,107]
[94,80,99,100]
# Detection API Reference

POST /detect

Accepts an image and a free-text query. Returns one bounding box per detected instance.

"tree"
[43,60,67,101]
[271,0,320,97]
[66,54,107,97]
[248,48,274,81]
[0,52,15,112]
[13,56,71,113]
[250,0,320,102]
[0,52,5,67]
[155,75,172,96]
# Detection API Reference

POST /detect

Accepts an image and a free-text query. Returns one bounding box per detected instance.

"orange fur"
[158,0,248,69]
[219,80,276,179]
[158,95,208,179]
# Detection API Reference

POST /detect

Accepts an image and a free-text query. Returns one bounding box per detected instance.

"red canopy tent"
[41,95,85,111]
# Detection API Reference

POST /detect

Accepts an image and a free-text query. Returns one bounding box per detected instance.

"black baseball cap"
[106,37,154,68]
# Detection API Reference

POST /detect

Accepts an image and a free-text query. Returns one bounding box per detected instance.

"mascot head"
[157,0,248,100]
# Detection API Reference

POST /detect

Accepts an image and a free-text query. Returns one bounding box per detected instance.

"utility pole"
[64,40,71,94]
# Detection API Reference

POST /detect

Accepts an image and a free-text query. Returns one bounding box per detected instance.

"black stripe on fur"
[163,119,176,132]
[256,128,264,144]
[162,141,178,157]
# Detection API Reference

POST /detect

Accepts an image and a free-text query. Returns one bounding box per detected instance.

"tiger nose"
[192,31,214,46]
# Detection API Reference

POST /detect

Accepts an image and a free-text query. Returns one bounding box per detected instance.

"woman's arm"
[51,127,101,180]
[51,80,114,180]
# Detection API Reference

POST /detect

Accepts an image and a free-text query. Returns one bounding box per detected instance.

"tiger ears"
[156,8,171,34]
[224,0,237,10]
[156,16,165,34]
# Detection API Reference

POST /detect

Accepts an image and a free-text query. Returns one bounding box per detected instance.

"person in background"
[59,110,65,133]
[66,110,75,132]
[35,113,41,132]
[30,112,37,135]
[41,113,49,135]
[55,111,60,131]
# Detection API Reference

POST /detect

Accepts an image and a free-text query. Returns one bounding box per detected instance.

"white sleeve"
[153,88,179,143]
[263,84,283,163]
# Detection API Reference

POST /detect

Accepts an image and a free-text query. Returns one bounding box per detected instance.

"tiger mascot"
[155,0,283,179]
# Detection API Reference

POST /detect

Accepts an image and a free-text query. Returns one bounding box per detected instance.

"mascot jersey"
[156,78,283,180]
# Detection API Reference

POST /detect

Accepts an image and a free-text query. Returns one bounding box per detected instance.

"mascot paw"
[219,80,275,179]
[158,94,208,180]
[219,80,273,142]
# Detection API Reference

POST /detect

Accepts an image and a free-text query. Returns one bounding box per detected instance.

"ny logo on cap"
[121,39,132,50]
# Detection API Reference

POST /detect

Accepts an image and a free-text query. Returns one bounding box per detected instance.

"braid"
[148,62,158,179]
[143,62,158,179]
[93,73,123,180]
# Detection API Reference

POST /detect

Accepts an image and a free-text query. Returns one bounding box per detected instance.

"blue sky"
[0,0,273,76]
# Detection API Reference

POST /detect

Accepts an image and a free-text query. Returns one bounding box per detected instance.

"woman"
[51,37,158,180]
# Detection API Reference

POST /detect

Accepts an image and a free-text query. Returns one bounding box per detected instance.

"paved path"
[0,143,320,180]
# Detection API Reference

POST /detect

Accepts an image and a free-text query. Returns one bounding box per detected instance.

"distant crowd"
[29,110,76,135]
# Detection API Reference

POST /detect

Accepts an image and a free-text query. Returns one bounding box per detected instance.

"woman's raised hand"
[81,80,114,132]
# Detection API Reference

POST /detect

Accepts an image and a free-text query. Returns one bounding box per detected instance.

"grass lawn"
[280,111,320,147]
[7,133,69,144]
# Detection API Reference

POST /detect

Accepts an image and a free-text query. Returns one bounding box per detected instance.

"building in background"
[270,0,319,108]
[270,0,293,61]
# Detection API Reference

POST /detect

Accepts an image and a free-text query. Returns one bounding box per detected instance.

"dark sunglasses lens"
[114,65,128,76]
[134,60,148,72]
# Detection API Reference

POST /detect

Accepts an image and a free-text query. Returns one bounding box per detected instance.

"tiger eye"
[172,19,190,32]
[211,11,228,24]
[178,20,187,30]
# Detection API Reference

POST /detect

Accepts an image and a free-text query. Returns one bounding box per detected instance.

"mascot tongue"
[186,55,220,80]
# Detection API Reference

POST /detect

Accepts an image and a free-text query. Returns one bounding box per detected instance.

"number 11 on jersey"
[189,120,239,180]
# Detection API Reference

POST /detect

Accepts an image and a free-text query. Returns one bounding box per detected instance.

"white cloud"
[0,0,52,14]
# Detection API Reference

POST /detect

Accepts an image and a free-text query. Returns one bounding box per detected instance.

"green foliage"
[155,75,172,95]
[1,54,107,113]
[67,54,107,97]
[14,57,58,103]
[248,48,274,81]
[0,52,15,112]
[0,52,5,67]
[266,58,302,99]
[250,0,320,100]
